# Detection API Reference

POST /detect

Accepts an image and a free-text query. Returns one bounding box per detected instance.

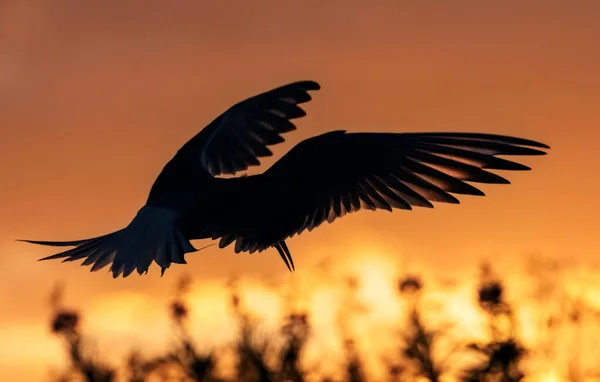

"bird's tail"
[19,206,199,278]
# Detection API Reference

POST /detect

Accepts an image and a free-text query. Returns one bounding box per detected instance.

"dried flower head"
[171,300,188,322]
[398,275,423,294]
[478,281,503,308]
[51,310,79,334]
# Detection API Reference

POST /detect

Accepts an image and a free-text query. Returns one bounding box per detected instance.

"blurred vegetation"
[46,260,600,382]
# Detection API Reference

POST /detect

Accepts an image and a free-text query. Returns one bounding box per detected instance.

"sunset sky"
[1,1,600,380]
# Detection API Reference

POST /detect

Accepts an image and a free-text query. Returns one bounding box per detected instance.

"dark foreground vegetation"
[46,259,598,382]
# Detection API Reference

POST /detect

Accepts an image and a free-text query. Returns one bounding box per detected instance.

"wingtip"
[529,148,549,156]
[15,236,105,247]
[17,239,38,244]
[521,140,550,150]
[300,80,321,91]
[18,238,51,246]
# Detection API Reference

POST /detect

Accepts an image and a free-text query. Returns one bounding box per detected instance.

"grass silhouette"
[46,260,600,382]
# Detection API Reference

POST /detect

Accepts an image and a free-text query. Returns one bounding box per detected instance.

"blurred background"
[1,1,599,380]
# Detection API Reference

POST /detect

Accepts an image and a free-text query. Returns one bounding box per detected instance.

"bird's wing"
[258,130,549,237]
[147,81,320,202]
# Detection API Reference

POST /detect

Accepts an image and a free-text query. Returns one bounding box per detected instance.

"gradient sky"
[1,1,600,380]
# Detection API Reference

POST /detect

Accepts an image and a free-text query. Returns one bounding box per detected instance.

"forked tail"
[20,206,201,278]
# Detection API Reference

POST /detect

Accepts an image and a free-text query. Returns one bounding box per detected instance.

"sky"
[1,1,600,380]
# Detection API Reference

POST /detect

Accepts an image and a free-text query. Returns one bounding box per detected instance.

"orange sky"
[1,1,600,380]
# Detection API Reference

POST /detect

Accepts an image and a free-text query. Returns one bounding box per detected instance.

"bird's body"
[22,81,550,277]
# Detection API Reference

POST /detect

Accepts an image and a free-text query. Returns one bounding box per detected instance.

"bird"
[20,80,550,278]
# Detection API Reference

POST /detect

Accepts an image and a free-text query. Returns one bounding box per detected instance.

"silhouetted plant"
[462,264,527,381]
[167,274,224,382]
[278,312,310,382]
[49,286,116,382]
[47,261,588,382]
[400,308,443,382]
[461,340,526,382]
[395,274,461,381]
[334,275,369,382]
[125,351,174,382]
[343,339,367,382]
[477,264,516,339]
[227,281,278,382]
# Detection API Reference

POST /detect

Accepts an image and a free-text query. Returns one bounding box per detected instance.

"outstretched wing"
[257,131,549,238]
[147,81,320,202]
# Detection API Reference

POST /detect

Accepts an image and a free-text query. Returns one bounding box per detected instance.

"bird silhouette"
[21,81,550,278]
